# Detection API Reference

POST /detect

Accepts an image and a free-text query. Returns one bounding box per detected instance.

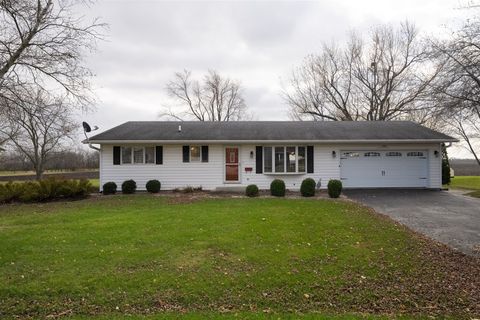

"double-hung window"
[121,146,155,164]
[264,146,306,174]
[122,147,132,164]
[190,146,201,162]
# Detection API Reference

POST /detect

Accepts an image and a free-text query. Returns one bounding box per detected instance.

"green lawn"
[0,196,477,319]
[448,176,480,198]
[449,176,480,190]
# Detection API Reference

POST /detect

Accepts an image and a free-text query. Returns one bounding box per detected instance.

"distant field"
[450,159,480,176]
[0,169,98,177]
[0,170,98,182]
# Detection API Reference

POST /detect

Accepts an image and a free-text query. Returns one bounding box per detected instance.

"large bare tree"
[285,22,440,122]
[0,0,104,149]
[0,0,104,103]
[163,70,248,121]
[430,17,480,164]
[0,88,76,180]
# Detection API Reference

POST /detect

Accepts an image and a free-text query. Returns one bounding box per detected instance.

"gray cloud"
[79,0,471,157]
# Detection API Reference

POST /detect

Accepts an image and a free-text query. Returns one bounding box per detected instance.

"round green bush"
[327,179,342,198]
[245,184,259,197]
[146,179,161,193]
[121,180,137,194]
[103,182,117,195]
[300,178,316,197]
[270,179,286,197]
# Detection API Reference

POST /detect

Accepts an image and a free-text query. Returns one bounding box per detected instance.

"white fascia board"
[85,138,459,144]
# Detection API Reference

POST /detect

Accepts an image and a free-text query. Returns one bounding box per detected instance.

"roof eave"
[87,138,459,144]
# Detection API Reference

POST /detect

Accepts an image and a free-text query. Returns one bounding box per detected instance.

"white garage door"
[340,150,428,188]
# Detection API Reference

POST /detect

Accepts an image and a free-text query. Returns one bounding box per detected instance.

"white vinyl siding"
[98,143,443,191]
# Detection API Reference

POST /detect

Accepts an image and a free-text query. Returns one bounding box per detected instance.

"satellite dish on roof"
[82,121,100,151]
[82,121,92,133]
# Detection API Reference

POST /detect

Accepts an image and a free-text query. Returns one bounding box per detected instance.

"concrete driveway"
[344,189,480,256]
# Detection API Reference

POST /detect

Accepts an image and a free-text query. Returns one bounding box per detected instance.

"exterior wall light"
[332,150,336,158]
[250,150,254,159]
[434,150,439,157]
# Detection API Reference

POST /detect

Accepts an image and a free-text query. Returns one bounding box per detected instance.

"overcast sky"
[81,0,473,157]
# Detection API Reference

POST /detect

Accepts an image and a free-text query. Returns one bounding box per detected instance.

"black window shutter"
[307,146,314,173]
[182,145,190,162]
[201,146,209,162]
[155,146,163,165]
[255,146,263,174]
[113,146,121,165]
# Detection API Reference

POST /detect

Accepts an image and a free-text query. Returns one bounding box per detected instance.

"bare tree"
[285,22,440,122]
[0,0,104,105]
[0,88,76,179]
[431,16,480,164]
[163,70,248,121]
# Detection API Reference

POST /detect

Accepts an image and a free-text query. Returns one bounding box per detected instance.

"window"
[386,151,402,157]
[275,147,285,172]
[342,152,360,158]
[190,146,201,162]
[407,151,424,157]
[264,146,306,173]
[121,146,157,165]
[298,147,306,172]
[286,146,296,172]
[264,147,272,173]
[133,147,144,164]
[121,147,132,164]
[364,152,381,157]
[145,147,155,164]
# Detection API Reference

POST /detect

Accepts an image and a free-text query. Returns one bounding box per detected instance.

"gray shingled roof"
[87,121,457,142]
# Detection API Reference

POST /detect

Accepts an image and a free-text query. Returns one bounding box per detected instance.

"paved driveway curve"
[344,189,480,256]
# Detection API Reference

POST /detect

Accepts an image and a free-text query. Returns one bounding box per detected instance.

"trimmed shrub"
[246,184,259,197]
[18,182,41,202]
[103,182,117,195]
[300,178,316,197]
[0,182,25,203]
[0,179,92,204]
[121,180,137,194]
[327,179,342,198]
[146,180,161,193]
[270,179,286,197]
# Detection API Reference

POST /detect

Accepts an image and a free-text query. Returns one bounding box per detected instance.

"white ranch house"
[86,121,457,191]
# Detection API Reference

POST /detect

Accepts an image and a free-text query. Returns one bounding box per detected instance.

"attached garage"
[340,150,429,188]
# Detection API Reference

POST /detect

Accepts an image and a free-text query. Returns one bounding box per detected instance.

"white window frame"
[190,145,201,162]
[121,146,132,164]
[263,146,306,174]
[121,146,156,165]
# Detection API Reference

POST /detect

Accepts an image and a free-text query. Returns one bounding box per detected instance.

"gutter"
[84,138,459,144]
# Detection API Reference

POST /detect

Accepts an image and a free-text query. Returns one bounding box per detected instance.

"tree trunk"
[35,165,43,180]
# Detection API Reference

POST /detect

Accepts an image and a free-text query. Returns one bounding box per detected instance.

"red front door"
[225,147,239,181]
